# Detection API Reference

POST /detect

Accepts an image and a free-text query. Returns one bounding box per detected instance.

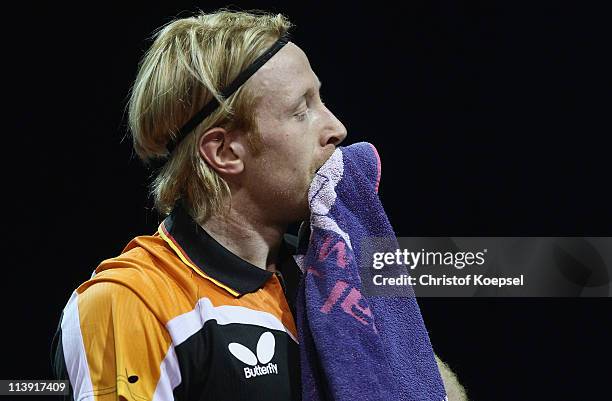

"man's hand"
[435,353,469,401]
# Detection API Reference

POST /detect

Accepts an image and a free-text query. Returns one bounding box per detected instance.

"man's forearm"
[435,354,469,401]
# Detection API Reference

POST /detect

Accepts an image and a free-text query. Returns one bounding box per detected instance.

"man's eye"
[295,111,308,121]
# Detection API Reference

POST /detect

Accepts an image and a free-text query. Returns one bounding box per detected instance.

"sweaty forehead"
[249,43,315,110]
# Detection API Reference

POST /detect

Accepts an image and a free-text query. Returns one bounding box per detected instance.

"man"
[53,9,466,401]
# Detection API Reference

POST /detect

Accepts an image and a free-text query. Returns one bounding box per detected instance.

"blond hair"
[127,9,293,224]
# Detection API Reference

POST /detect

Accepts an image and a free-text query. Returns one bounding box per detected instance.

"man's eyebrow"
[301,79,323,98]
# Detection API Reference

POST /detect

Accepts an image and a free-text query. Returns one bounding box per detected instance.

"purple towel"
[294,142,448,401]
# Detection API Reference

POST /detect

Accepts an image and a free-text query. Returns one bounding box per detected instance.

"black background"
[4,1,611,400]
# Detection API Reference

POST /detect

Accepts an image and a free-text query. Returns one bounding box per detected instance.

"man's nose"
[321,110,348,147]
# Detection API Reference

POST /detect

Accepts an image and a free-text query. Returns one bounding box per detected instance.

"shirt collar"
[158,204,296,298]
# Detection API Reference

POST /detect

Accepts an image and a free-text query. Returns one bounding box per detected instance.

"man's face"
[241,42,347,224]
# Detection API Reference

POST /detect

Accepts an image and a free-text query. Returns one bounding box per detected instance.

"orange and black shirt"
[52,205,302,401]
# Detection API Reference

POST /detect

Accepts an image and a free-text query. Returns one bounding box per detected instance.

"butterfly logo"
[228,332,279,378]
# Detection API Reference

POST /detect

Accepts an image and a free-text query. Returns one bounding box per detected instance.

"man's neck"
[201,206,286,272]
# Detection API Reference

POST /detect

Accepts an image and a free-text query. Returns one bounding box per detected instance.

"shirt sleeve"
[53,282,174,401]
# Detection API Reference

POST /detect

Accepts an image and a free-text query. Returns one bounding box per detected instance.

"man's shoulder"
[73,233,197,321]
[88,234,176,286]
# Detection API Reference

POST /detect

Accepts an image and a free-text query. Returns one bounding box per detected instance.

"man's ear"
[197,127,246,176]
